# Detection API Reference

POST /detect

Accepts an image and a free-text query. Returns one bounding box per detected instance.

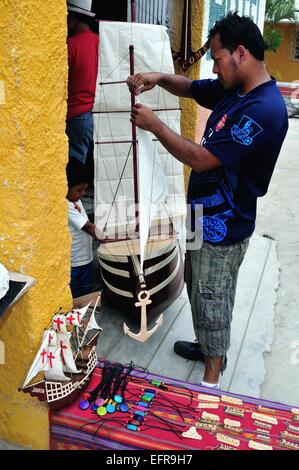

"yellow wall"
[0,1,71,449]
[265,24,299,82]
[170,0,204,190]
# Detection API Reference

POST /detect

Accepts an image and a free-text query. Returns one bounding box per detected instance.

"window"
[289,26,299,61]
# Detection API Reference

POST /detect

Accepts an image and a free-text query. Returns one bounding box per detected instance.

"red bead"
[82,392,90,400]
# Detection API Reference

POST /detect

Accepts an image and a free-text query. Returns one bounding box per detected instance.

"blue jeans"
[66,111,94,164]
[70,262,93,299]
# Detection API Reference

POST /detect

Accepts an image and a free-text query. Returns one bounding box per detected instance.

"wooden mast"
[129,0,139,234]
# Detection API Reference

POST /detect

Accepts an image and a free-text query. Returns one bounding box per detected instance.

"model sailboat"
[19,297,102,410]
[93,19,186,342]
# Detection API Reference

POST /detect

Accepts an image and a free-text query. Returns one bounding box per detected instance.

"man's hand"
[127,72,162,96]
[130,103,161,133]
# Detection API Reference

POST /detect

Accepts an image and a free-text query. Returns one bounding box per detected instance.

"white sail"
[71,300,92,325]
[57,332,81,374]
[44,345,70,382]
[66,311,82,327]
[79,295,102,346]
[52,314,68,333]
[137,127,168,266]
[21,331,51,389]
[43,328,57,346]
[93,21,186,254]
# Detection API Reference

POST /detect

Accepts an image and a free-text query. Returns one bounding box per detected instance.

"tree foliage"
[264,0,296,52]
[265,0,296,23]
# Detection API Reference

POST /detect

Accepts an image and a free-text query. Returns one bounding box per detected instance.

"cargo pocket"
[196,278,231,330]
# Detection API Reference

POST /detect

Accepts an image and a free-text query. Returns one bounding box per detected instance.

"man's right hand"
[126,72,163,96]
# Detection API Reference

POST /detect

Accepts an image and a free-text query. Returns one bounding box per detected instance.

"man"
[66,0,99,164]
[127,12,288,389]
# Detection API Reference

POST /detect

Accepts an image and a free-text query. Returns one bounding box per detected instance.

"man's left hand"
[130,103,160,133]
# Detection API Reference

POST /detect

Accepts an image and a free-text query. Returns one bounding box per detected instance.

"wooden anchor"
[123,290,163,342]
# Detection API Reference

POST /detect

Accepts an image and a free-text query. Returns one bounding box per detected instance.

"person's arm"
[127,72,193,98]
[131,103,221,173]
[82,220,104,240]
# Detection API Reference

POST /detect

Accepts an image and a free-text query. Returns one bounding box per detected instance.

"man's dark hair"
[66,158,90,188]
[208,11,266,60]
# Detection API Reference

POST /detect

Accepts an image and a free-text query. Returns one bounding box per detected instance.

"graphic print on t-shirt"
[200,209,234,243]
[231,115,263,146]
[188,169,235,243]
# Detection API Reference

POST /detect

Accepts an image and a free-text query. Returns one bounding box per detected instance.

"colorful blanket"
[50,361,299,450]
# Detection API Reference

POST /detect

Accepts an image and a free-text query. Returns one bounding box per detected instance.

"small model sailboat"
[19,296,102,410]
[93,15,186,342]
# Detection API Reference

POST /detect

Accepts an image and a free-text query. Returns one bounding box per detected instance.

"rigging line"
[96,36,136,218]
[94,50,140,264]
[99,52,130,85]
[93,110,129,238]
[94,146,139,262]
[101,143,133,234]
[133,51,157,74]
[99,86,129,197]
[94,121,140,261]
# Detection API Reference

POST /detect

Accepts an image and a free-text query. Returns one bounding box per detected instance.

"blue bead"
[106,404,115,413]
[126,424,138,431]
[120,403,129,412]
[114,394,123,403]
[137,401,149,408]
[79,400,90,410]
[134,414,144,422]
[91,404,98,411]
[134,410,146,416]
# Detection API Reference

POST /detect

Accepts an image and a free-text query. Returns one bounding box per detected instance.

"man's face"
[210,34,241,90]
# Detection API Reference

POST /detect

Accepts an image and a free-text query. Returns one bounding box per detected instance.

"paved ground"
[256,118,299,407]
[1,118,298,450]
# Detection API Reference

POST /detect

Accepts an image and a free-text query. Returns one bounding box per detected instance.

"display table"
[50,361,299,450]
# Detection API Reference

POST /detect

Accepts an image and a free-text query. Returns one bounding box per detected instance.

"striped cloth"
[50,362,298,450]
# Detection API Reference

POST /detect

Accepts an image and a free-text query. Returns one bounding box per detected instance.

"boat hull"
[98,236,184,319]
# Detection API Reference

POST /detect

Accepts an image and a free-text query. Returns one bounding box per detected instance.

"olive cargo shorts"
[185,238,250,360]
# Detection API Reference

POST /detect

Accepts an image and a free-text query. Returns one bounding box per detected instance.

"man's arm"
[131,104,222,173]
[127,72,193,98]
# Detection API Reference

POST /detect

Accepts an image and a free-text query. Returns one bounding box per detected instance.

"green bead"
[141,395,152,401]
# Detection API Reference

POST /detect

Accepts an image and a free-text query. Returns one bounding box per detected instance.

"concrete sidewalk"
[257,118,299,407]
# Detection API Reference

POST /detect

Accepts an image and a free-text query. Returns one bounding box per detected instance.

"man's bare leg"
[202,356,223,384]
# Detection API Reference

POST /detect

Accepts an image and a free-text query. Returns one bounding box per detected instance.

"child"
[66,158,99,298]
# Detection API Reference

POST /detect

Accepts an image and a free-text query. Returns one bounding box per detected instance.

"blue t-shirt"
[188,78,288,245]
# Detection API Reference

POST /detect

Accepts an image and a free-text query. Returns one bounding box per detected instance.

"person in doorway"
[66,0,99,165]
[127,12,288,389]
[66,158,101,299]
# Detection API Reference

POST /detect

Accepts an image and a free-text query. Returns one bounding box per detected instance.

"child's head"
[66,158,90,202]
